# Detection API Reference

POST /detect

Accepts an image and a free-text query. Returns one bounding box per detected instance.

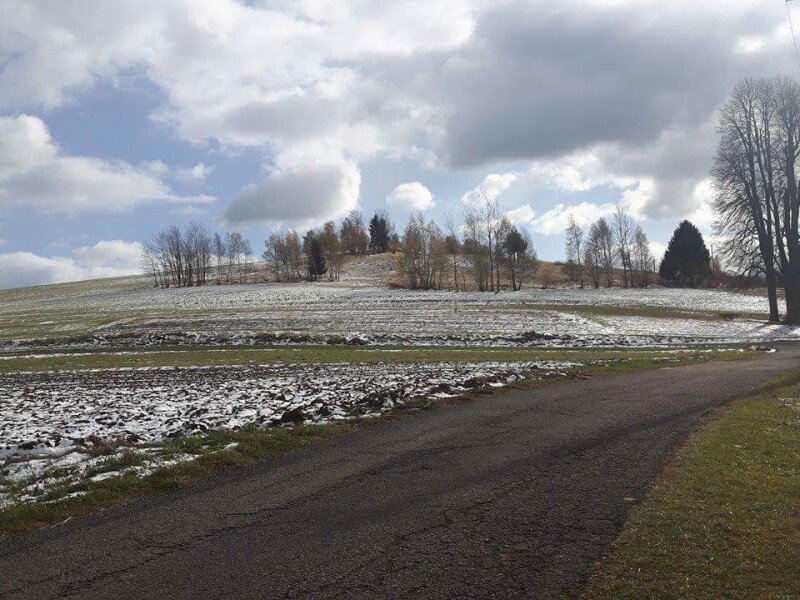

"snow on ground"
[0,274,792,509]
[3,281,776,315]
[1,282,795,349]
[0,359,586,508]
[0,448,202,509]
[0,361,578,460]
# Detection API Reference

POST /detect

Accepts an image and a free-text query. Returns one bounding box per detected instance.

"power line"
[787,0,800,71]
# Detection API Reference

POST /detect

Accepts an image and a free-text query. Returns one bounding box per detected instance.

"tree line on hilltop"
[141,194,718,293]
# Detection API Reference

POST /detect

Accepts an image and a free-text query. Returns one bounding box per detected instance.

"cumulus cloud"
[386,182,435,211]
[0,0,471,164]
[506,201,617,236]
[461,173,517,206]
[525,152,635,193]
[222,159,361,228]
[0,240,142,290]
[433,1,782,165]
[176,162,214,182]
[0,115,214,213]
[0,0,793,226]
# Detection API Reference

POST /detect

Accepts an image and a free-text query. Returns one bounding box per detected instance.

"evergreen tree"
[369,211,393,253]
[659,220,711,287]
[304,231,327,281]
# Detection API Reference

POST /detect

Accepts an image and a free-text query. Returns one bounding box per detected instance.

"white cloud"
[0,0,791,227]
[0,0,473,168]
[71,240,143,276]
[648,241,667,262]
[386,182,435,211]
[505,204,536,226]
[176,162,214,182]
[685,178,716,229]
[0,240,142,290]
[0,115,215,213]
[506,201,617,236]
[618,180,655,221]
[222,158,361,228]
[461,173,517,206]
[526,152,634,193]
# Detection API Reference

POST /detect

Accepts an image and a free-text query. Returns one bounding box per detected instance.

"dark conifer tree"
[368,211,393,253]
[659,220,711,287]
[304,232,327,281]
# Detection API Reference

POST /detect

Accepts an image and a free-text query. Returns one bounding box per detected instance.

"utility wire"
[787,0,800,71]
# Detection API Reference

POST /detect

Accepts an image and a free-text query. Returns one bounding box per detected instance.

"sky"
[0,0,798,289]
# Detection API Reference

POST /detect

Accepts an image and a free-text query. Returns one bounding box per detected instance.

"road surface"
[2,350,798,599]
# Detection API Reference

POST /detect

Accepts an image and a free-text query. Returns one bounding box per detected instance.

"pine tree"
[659,220,711,287]
[304,231,327,281]
[369,211,393,253]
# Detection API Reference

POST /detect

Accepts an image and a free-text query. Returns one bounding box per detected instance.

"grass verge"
[586,371,800,600]
[0,345,751,373]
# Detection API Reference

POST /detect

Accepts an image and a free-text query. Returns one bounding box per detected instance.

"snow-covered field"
[0,360,577,507]
[4,279,777,315]
[0,281,795,348]
[0,361,577,460]
[0,271,792,510]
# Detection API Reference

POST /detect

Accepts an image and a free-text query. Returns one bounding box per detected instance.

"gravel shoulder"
[1,348,798,600]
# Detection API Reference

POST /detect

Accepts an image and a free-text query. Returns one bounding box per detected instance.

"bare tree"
[240,238,253,282]
[583,243,600,289]
[141,240,164,288]
[462,207,489,291]
[631,225,654,287]
[401,215,446,290]
[227,232,247,283]
[319,221,342,281]
[444,234,460,291]
[613,204,634,287]
[587,218,615,287]
[564,216,584,287]
[482,194,502,292]
[713,78,782,321]
[340,210,369,256]
[444,211,461,292]
[264,232,287,281]
[184,222,212,286]
[142,223,213,287]
[213,232,225,284]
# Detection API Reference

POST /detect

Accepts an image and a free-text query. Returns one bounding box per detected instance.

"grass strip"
[0,345,749,373]
[586,371,800,599]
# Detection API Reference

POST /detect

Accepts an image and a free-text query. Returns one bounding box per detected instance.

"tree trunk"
[765,264,781,323]
[783,270,800,325]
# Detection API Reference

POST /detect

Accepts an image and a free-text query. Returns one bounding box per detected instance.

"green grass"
[0,345,750,373]
[587,371,800,600]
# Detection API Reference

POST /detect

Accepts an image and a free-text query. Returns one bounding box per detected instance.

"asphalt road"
[2,350,798,599]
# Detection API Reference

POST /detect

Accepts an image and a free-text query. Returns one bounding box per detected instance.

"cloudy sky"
[0,0,796,289]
